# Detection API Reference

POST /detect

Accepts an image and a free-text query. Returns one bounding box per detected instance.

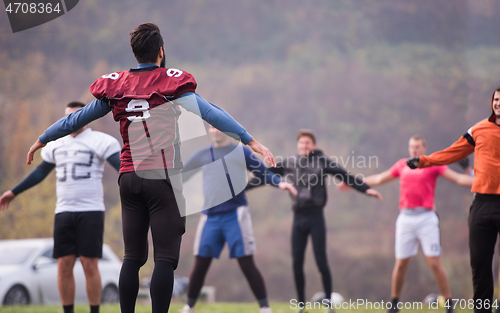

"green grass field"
[0,303,476,313]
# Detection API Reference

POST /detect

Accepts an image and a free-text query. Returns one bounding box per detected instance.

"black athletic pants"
[187,255,267,305]
[118,171,186,313]
[292,209,332,303]
[469,194,500,313]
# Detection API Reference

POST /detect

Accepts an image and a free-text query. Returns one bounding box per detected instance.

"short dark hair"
[491,87,500,103]
[130,23,164,64]
[410,134,426,147]
[66,101,85,109]
[297,129,316,144]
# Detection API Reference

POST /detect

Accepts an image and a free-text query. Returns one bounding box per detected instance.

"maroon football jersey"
[90,67,197,173]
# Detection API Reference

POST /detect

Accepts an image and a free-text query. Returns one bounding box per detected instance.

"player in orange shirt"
[407,87,500,313]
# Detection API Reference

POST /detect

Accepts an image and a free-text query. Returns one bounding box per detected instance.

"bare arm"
[27,139,46,165]
[440,168,474,187]
[278,182,297,197]
[363,170,397,187]
[247,138,276,167]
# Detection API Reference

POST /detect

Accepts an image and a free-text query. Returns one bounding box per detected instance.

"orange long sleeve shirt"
[418,118,500,194]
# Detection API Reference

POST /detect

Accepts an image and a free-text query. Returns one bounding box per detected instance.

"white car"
[0,238,121,306]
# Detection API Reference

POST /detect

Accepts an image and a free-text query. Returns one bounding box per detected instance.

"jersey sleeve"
[38,100,112,144]
[92,132,122,160]
[40,142,57,163]
[171,70,197,98]
[90,76,110,100]
[244,147,281,187]
[419,135,475,168]
[389,159,406,178]
[11,161,55,196]
[322,158,370,193]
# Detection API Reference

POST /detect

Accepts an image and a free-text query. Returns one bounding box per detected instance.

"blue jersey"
[182,143,281,214]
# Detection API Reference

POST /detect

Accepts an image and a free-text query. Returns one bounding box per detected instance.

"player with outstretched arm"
[180,126,296,313]
[25,23,277,313]
[340,135,472,313]
[0,102,121,313]
[407,87,500,313]
[247,129,382,313]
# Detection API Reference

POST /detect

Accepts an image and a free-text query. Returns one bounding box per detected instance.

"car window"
[0,247,36,265]
[41,249,57,262]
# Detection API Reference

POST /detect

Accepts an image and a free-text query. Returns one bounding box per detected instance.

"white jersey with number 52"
[40,128,121,213]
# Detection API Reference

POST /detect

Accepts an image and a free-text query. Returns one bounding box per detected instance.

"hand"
[27,139,46,165]
[366,188,383,201]
[0,190,16,210]
[279,182,297,196]
[406,157,420,169]
[336,182,352,191]
[248,138,276,167]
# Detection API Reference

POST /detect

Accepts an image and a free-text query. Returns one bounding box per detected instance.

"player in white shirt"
[0,102,121,313]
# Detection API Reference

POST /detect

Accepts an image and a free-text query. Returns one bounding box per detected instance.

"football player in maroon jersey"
[26,23,277,313]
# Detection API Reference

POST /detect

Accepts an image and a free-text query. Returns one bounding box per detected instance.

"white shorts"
[395,208,441,259]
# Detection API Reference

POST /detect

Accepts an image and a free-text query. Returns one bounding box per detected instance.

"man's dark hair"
[130,23,164,64]
[297,129,316,144]
[66,101,85,109]
[491,86,500,103]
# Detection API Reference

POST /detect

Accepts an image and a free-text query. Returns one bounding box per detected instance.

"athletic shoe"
[259,307,272,313]
[180,304,194,313]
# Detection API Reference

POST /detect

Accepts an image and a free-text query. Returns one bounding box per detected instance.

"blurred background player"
[407,89,500,312]
[247,129,382,313]
[25,23,278,313]
[0,102,121,313]
[351,135,472,313]
[180,126,297,313]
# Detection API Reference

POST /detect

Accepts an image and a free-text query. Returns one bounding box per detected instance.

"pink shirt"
[389,158,448,210]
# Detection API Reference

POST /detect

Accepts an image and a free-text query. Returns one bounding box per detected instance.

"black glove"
[407,157,420,169]
[457,158,470,170]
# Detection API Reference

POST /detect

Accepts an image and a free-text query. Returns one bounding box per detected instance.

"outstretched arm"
[247,139,276,168]
[323,160,382,200]
[27,99,111,164]
[416,136,475,169]
[337,170,394,198]
[364,170,397,187]
[0,161,55,210]
[245,152,296,196]
[246,160,283,191]
[440,168,474,187]
[180,149,206,183]
[177,93,276,167]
